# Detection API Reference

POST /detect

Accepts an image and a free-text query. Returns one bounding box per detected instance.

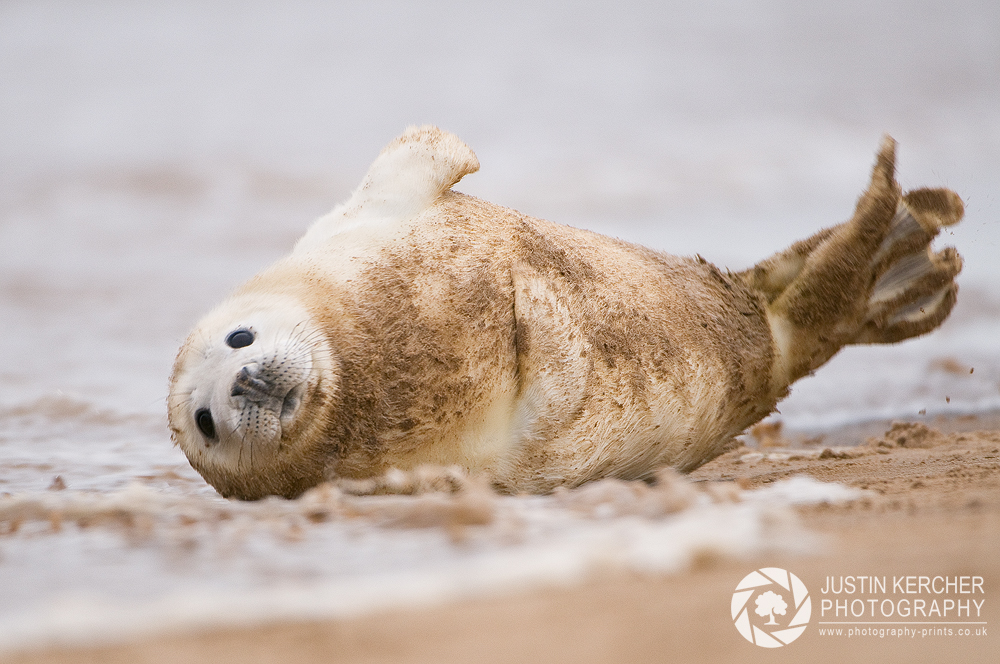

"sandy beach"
[9,417,997,664]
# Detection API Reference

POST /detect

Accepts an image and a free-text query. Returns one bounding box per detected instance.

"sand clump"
[865,421,948,449]
[5,419,990,548]
[693,418,1000,515]
[2,420,992,546]
[0,464,748,545]
[552,468,705,520]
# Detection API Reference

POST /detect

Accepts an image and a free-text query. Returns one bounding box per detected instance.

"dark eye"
[195,408,217,439]
[226,329,255,349]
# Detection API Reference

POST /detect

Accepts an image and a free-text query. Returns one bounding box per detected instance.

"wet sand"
[10,419,999,663]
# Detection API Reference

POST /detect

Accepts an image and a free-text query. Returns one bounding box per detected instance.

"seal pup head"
[167,126,479,499]
[168,125,481,499]
[168,292,338,499]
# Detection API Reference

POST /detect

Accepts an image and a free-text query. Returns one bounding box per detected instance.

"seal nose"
[230,365,276,403]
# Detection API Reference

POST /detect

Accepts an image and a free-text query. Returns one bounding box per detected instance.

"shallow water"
[1,0,999,653]
[0,475,861,652]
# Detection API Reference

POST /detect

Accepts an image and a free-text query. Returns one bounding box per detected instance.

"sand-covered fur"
[168,127,962,499]
[742,138,963,391]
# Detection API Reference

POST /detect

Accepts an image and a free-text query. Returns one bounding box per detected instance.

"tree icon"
[754,590,788,625]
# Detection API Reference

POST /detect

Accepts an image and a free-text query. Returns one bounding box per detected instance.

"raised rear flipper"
[738,137,964,392]
[855,188,963,344]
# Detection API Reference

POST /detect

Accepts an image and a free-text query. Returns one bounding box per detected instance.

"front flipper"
[294,126,480,253]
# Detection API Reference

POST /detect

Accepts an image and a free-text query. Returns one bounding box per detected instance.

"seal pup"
[168,126,963,499]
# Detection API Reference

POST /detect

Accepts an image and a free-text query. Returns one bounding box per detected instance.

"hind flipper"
[739,137,964,391]
[768,136,901,334]
[855,188,963,343]
[740,226,839,304]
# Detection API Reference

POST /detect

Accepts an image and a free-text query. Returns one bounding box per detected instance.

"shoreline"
[746,408,1000,449]
[7,417,999,663]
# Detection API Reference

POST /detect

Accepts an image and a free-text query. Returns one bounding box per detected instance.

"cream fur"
[168,127,963,499]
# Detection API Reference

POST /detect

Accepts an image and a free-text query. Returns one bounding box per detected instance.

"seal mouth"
[230,364,283,402]
[229,362,307,434]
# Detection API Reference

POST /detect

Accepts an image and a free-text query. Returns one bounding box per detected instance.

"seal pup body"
[168,127,963,499]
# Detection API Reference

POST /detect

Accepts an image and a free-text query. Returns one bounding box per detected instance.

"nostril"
[195,408,217,439]
[231,365,272,401]
[226,329,255,349]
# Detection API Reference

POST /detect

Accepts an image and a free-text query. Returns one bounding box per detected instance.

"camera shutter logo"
[732,568,811,647]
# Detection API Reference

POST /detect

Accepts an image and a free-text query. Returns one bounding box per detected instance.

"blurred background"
[1,0,999,652]
[1,0,999,463]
